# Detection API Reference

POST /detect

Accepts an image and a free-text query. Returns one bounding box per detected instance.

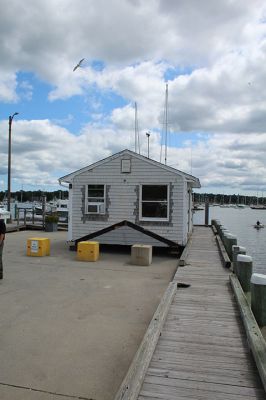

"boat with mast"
[250,192,266,209]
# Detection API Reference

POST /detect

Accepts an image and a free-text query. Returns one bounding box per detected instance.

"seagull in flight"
[73,58,85,72]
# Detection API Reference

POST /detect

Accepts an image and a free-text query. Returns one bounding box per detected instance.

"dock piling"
[223,233,237,260]
[232,245,246,275]
[204,199,209,226]
[237,254,253,292]
[251,273,266,327]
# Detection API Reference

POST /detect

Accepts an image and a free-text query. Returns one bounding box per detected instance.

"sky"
[1,0,266,195]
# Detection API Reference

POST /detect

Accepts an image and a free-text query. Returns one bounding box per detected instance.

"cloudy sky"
[1,0,266,195]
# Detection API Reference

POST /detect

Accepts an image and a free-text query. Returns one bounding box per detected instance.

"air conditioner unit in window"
[88,202,105,214]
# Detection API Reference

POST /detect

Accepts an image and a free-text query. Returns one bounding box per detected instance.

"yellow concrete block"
[77,241,99,262]
[27,238,50,257]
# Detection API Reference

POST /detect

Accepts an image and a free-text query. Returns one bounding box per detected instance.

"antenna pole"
[134,102,141,154]
[146,132,150,158]
[135,102,137,153]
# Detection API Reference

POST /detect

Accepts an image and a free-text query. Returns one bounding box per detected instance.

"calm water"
[193,206,266,274]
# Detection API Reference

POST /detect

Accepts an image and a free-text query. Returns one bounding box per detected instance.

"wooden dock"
[6,221,67,233]
[136,226,265,399]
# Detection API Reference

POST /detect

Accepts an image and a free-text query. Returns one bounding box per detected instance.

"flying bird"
[73,58,85,72]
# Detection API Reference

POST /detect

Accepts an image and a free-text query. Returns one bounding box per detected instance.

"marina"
[194,205,266,274]
[1,2,266,399]
[1,218,265,399]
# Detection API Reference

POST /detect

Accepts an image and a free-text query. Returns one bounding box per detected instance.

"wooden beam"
[215,235,231,268]
[74,220,179,248]
[230,273,266,392]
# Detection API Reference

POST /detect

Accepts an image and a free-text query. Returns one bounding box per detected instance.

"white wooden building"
[59,149,200,249]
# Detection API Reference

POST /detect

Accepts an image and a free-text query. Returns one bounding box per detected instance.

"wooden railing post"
[251,273,266,327]
[223,233,237,261]
[232,245,246,275]
[237,254,253,292]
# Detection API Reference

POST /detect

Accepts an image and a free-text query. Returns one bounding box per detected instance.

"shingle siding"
[68,153,189,246]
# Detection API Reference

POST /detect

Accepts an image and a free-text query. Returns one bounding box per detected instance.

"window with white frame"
[140,184,169,221]
[86,184,105,214]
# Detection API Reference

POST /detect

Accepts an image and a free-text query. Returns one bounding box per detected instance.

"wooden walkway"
[137,226,265,400]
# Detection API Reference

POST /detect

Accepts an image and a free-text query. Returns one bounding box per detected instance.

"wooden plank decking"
[137,226,265,400]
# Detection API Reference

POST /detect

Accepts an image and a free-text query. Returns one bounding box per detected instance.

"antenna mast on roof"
[134,102,140,154]
[160,83,169,164]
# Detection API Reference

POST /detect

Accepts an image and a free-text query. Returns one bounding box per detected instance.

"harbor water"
[193,206,266,274]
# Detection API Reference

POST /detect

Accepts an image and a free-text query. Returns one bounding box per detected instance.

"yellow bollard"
[77,241,99,262]
[27,238,50,257]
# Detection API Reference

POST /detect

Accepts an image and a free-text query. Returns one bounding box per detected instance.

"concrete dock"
[0,230,177,400]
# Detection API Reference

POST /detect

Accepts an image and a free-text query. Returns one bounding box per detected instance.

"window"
[121,159,131,173]
[86,184,105,214]
[140,184,169,221]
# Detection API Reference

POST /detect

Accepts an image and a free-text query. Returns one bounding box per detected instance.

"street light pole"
[146,132,150,159]
[7,112,19,219]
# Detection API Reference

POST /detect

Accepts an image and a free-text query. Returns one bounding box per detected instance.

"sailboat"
[250,204,266,210]
[250,193,266,209]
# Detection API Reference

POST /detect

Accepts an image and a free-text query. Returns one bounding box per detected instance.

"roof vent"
[121,159,131,173]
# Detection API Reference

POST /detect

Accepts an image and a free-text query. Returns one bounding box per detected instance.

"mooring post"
[216,222,224,236]
[220,226,229,238]
[237,254,253,292]
[223,233,237,260]
[211,219,220,228]
[17,208,19,226]
[251,273,266,327]
[232,245,246,275]
[204,199,209,226]
[42,195,46,230]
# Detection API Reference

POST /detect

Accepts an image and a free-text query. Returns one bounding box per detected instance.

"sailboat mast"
[135,102,137,153]
[134,102,140,154]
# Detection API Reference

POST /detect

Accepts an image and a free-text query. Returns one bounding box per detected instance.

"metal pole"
[146,132,150,158]
[204,198,209,226]
[7,116,12,216]
[164,83,168,165]
[7,112,18,222]
[42,195,46,229]
[24,209,26,226]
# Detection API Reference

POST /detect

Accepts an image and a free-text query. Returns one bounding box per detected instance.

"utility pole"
[7,112,19,221]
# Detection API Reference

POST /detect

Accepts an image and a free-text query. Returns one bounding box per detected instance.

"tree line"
[0,190,264,206]
[0,190,69,203]
[193,193,265,205]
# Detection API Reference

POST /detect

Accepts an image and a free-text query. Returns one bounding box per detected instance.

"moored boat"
[254,224,264,229]
[250,205,266,210]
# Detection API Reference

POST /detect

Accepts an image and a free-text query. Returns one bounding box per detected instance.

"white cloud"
[0,71,18,102]
[1,0,266,193]
[1,0,265,100]
[1,118,266,193]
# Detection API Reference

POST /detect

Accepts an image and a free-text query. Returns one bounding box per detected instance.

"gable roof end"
[59,149,201,188]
